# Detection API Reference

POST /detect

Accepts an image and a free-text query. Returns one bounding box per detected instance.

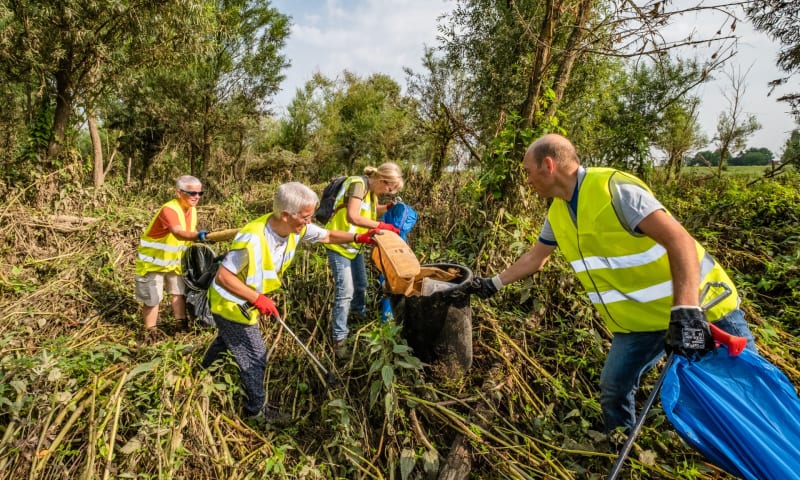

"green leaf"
[127,359,161,381]
[392,344,410,354]
[399,448,416,480]
[369,380,382,407]
[381,364,394,389]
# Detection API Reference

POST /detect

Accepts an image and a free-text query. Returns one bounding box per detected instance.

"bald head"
[526,133,580,168]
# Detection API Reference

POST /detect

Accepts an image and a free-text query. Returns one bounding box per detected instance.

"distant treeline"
[687,147,778,167]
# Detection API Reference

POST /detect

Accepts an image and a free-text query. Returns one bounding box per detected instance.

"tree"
[404,47,477,180]
[655,96,706,180]
[714,67,761,174]
[576,57,707,176]
[730,147,773,166]
[747,1,800,119]
[183,0,290,178]
[438,0,741,156]
[687,150,721,167]
[779,128,800,171]
[435,0,743,207]
[0,0,211,171]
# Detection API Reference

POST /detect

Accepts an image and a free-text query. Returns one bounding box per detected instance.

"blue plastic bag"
[662,345,800,479]
[378,202,418,322]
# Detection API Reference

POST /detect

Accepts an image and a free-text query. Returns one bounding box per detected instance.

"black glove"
[665,307,715,360]
[469,276,499,299]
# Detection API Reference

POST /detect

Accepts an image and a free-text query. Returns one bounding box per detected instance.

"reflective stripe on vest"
[135,199,197,276]
[208,213,303,325]
[324,176,376,259]
[549,167,738,333]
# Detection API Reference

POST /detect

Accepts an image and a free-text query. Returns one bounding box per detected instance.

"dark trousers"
[202,313,266,416]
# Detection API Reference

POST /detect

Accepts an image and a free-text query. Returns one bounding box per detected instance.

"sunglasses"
[180,189,205,197]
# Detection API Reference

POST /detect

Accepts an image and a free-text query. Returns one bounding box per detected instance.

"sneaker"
[175,318,191,333]
[245,405,291,427]
[334,338,350,360]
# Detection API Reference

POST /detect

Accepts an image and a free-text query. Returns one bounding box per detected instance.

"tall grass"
[1,169,798,479]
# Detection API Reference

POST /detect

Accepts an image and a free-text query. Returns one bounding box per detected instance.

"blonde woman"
[323,162,404,357]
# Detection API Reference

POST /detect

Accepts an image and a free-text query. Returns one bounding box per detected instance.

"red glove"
[252,294,279,317]
[376,222,400,235]
[355,228,380,245]
[384,201,395,211]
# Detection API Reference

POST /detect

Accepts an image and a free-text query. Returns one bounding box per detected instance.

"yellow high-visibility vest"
[324,176,376,259]
[208,214,303,325]
[549,168,738,333]
[135,199,197,276]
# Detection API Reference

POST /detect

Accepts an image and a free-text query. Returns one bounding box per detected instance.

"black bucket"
[390,263,474,373]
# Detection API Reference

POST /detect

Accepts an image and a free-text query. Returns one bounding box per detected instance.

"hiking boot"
[245,404,292,427]
[334,338,350,360]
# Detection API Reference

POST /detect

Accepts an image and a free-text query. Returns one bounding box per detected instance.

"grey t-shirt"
[222,222,328,275]
[538,167,664,246]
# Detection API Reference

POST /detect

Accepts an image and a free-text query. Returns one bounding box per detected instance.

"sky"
[269,0,796,155]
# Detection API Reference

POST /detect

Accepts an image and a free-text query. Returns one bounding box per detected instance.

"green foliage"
[730,147,774,166]
[748,0,800,119]
[472,108,561,206]
[579,57,706,176]
[658,172,800,331]
[364,323,423,415]
[780,128,800,168]
[689,147,777,167]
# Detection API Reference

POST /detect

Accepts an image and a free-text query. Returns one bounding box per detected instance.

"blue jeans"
[599,308,756,432]
[327,250,367,342]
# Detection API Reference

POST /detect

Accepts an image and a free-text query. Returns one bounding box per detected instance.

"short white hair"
[176,175,201,189]
[273,182,319,215]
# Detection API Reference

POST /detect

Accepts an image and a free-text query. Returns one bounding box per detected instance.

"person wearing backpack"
[322,162,404,359]
[202,182,378,426]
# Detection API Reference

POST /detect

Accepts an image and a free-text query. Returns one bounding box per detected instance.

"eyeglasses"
[180,189,205,197]
[292,212,314,222]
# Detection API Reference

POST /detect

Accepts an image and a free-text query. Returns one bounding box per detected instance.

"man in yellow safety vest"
[135,175,210,338]
[470,134,757,435]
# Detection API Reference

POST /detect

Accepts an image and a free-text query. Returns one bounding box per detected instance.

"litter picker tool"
[607,282,747,480]
[240,303,338,387]
[270,313,338,387]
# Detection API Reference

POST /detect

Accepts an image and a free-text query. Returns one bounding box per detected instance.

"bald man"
[470,133,756,435]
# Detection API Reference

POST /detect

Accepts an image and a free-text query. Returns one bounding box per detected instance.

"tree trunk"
[88,109,104,187]
[546,0,593,119]
[46,66,74,162]
[519,0,557,132]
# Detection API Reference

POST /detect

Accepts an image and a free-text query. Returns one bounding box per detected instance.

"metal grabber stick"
[607,282,745,480]
[240,304,338,386]
[269,313,338,387]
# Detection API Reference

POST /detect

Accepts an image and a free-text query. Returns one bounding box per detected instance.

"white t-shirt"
[221,222,328,275]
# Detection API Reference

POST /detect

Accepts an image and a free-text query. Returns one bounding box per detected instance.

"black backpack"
[315,175,367,224]
[181,244,222,327]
